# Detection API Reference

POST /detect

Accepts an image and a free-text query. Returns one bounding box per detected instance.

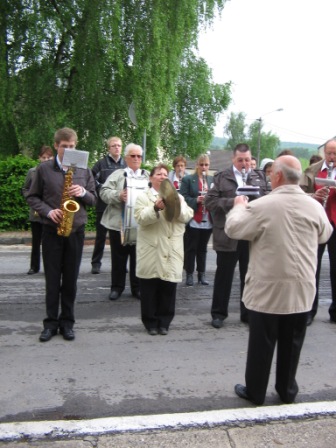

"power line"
[265,122,328,143]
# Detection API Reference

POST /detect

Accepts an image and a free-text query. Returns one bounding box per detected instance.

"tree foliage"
[162,51,231,159]
[1,0,230,160]
[224,112,247,150]
[224,112,281,163]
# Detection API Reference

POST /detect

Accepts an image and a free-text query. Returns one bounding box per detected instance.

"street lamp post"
[256,108,283,166]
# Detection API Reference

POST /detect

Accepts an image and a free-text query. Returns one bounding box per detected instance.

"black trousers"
[245,310,308,405]
[42,225,84,330]
[30,221,43,272]
[91,211,108,267]
[211,240,249,321]
[109,229,139,294]
[312,226,336,321]
[184,226,212,274]
[140,278,177,330]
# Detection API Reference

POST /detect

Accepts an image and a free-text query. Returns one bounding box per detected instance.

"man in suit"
[26,127,97,342]
[300,138,336,325]
[90,136,126,274]
[225,155,332,405]
[204,143,267,327]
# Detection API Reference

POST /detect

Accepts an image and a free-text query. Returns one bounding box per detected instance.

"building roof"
[186,150,232,175]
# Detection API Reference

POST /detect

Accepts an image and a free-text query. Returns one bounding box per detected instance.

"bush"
[0,155,36,231]
[0,156,155,232]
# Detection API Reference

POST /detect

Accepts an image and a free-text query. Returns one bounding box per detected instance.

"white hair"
[124,143,143,156]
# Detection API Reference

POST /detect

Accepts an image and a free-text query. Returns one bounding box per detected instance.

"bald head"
[271,155,302,189]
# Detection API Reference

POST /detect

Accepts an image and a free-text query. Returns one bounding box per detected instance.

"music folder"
[62,148,89,169]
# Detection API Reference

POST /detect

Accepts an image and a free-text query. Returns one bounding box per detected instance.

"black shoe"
[240,316,249,324]
[60,328,75,341]
[91,264,100,274]
[27,269,38,275]
[132,290,141,300]
[306,314,314,326]
[159,327,168,335]
[234,384,250,401]
[198,273,209,285]
[39,328,57,342]
[211,318,223,329]
[109,290,121,300]
[148,328,158,336]
[186,274,193,286]
[235,384,261,405]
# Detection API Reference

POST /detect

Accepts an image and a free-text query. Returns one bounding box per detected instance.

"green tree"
[224,112,247,150]
[161,51,231,159]
[248,120,281,161]
[1,0,230,160]
[223,112,281,162]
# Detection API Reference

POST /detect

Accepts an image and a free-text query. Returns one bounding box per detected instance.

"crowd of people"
[23,127,335,405]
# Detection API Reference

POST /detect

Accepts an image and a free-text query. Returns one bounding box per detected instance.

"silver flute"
[178,169,183,190]
[323,162,334,208]
[241,167,247,186]
[201,171,207,222]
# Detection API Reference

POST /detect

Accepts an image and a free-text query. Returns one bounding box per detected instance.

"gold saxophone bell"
[57,199,80,237]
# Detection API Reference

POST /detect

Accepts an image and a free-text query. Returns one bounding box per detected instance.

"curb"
[1,401,336,442]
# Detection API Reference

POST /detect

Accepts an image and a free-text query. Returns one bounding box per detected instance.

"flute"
[201,171,207,222]
[241,167,247,186]
[178,169,183,190]
[323,162,334,208]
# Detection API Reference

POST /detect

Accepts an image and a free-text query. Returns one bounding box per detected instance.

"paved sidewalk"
[0,232,336,447]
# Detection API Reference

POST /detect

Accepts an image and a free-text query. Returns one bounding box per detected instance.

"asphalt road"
[0,243,335,426]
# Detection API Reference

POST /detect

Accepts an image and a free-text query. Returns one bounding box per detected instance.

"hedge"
[0,155,96,231]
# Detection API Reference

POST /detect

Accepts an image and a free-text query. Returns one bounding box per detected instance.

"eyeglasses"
[129,154,142,159]
[199,163,209,166]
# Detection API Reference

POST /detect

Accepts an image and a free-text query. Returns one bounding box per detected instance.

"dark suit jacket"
[180,172,214,212]
[204,166,267,251]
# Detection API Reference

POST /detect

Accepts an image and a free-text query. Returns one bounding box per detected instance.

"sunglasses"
[199,163,209,166]
[129,154,142,159]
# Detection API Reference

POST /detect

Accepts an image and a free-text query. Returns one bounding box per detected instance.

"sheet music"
[62,148,89,169]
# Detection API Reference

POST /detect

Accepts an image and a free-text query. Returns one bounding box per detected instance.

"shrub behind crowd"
[0,155,96,232]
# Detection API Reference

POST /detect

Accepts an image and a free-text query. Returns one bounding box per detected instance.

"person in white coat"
[134,163,194,335]
[225,155,332,405]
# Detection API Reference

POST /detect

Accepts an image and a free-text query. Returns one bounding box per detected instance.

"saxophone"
[57,167,80,237]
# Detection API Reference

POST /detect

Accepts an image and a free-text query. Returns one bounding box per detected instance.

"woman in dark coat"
[180,154,213,286]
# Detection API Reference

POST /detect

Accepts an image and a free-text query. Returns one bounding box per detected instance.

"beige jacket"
[134,189,194,282]
[225,185,332,314]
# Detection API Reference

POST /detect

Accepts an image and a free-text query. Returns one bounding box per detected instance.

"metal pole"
[257,118,262,167]
[256,108,283,166]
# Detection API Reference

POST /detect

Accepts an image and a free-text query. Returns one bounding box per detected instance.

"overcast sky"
[198,0,335,145]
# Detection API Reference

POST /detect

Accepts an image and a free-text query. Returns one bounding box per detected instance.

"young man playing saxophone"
[26,127,96,342]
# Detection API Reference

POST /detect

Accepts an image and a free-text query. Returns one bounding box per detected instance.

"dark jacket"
[22,166,42,222]
[204,166,267,251]
[26,158,96,232]
[92,155,127,212]
[180,172,214,212]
